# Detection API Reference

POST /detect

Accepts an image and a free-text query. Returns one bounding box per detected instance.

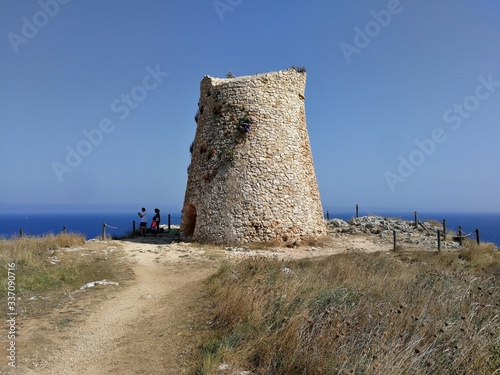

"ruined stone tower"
[180,68,326,244]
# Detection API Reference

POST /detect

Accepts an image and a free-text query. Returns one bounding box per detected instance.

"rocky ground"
[328,215,464,249]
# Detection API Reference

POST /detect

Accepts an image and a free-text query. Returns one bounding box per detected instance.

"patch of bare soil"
[6,233,392,374]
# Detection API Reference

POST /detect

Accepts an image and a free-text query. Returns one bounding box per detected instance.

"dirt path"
[15,234,390,374]
[22,239,220,375]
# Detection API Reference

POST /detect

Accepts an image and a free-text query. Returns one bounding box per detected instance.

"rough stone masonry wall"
[180,68,326,244]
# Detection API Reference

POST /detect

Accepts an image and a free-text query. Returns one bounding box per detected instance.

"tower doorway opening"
[182,204,197,237]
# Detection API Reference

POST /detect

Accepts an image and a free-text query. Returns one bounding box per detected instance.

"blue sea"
[0,211,498,246]
[0,212,182,240]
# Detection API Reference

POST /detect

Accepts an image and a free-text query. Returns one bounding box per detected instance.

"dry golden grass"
[0,233,85,269]
[0,234,129,315]
[195,245,500,374]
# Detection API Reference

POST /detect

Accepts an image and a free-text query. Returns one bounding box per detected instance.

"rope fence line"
[324,204,483,249]
[129,213,183,238]
[99,213,184,240]
[15,212,183,240]
[456,230,475,238]
[102,213,184,240]
[14,208,483,248]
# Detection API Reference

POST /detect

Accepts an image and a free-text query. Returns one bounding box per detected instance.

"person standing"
[138,207,147,236]
[152,208,161,235]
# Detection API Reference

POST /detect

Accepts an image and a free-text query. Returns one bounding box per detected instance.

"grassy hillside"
[195,244,500,374]
[0,234,128,314]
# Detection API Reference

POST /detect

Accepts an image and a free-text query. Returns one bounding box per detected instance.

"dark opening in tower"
[182,204,197,237]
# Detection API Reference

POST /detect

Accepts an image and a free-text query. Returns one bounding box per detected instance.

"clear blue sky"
[1,0,499,215]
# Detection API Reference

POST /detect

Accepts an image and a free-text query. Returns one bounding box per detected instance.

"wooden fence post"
[168,214,171,230]
[393,230,397,251]
[437,230,441,252]
[475,229,480,245]
[414,211,418,228]
[356,204,359,218]
[102,223,106,240]
[63,226,66,234]
[19,229,23,238]
[458,226,463,246]
[326,211,329,220]
[442,219,447,241]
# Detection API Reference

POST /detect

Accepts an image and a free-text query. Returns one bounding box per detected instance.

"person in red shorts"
[151,208,160,236]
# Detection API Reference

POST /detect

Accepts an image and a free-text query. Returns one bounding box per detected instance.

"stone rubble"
[79,280,119,290]
[327,216,462,249]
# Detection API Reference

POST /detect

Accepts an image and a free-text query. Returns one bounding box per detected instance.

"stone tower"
[180,68,325,244]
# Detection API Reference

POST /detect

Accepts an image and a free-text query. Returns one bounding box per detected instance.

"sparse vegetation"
[0,234,128,309]
[199,142,208,154]
[194,245,500,374]
[291,65,306,73]
[237,115,253,133]
[225,150,234,161]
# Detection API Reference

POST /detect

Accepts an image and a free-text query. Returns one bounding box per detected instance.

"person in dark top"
[152,208,160,235]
